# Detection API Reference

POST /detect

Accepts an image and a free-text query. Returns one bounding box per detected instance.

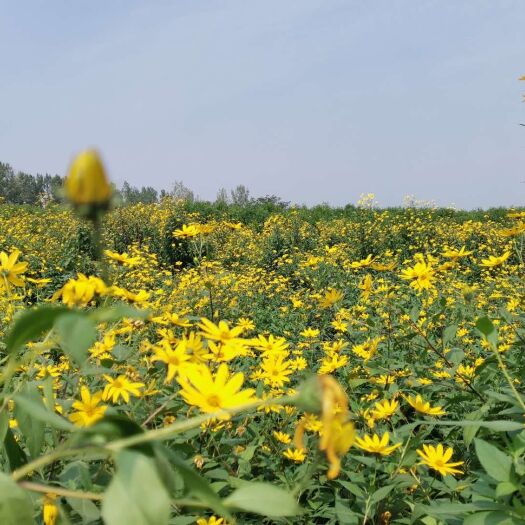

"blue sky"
[1,1,524,207]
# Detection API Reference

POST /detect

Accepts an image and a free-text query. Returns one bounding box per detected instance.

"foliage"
[1,196,525,524]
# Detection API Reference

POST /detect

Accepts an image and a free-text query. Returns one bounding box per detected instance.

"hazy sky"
[1,1,524,208]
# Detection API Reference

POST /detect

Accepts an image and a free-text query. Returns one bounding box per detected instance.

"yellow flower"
[196,516,226,525]
[406,394,445,416]
[355,432,402,456]
[173,224,201,238]
[283,447,306,462]
[104,250,140,266]
[251,334,289,355]
[273,431,292,444]
[480,251,511,268]
[198,318,244,344]
[441,246,473,259]
[102,375,144,403]
[43,494,59,525]
[0,249,28,288]
[417,443,464,476]
[300,327,320,338]
[350,254,374,269]
[400,261,436,291]
[260,353,294,387]
[177,363,256,417]
[153,340,191,382]
[65,149,112,206]
[318,288,344,308]
[371,399,399,420]
[53,273,107,307]
[69,386,107,427]
[358,274,373,299]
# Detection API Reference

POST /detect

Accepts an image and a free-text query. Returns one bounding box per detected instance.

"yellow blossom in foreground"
[406,394,445,416]
[177,363,256,417]
[43,494,59,525]
[102,375,145,404]
[283,448,306,462]
[417,443,464,476]
[355,432,402,456]
[480,251,511,268]
[53,273,107,307]
[65,149,112,206]
[69,386,107,427]
[0,249,28,288]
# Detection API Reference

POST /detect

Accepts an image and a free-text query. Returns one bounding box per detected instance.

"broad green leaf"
[5,305,69,354]
[416,420,524,432]
[3,428,27,471]
[14,383,45,458]
[67,497,101,524]
[14,390,74,432]
[167,451,231,520]
[101,450,171,525]
[370,484,396,504]
[89,305,149,323]
[495,481,518,498]
[0,410,9,444]
[0,472,34,525]
[443,324,458,345]
[464,511,517,525]
[55,312,97,366]
[224,482,301,517]
[476,317,498,348]
[474,439,512,482]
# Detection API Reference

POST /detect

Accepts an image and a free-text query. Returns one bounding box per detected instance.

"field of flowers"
[1,160,525,524]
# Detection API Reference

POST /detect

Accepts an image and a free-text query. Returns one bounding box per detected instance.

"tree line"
[0,161,289,208]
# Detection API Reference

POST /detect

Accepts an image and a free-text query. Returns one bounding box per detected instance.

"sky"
[1,0,524,208]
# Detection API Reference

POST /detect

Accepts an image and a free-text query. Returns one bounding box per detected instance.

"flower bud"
[65,150,112,207]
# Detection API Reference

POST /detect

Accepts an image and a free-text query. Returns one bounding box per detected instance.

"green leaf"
[14,390,74,432]
[55,312,97,366]
[416,420,524,432]
[463,511,517,525]
[67,497,101,524]
[443,325,458,345]
[474,439,513,482]
[0,410,9,445]
[495,481,518,498]
[3,428,27,471]
[370,484,396,504]
[0,472,34,525]
[167,450,232,520]
[224,482,301,517]
[101,450,171,525]
[5,305,70,354]
[89,305,149,323]
[14,383,45,458]
[476,317,498,347]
